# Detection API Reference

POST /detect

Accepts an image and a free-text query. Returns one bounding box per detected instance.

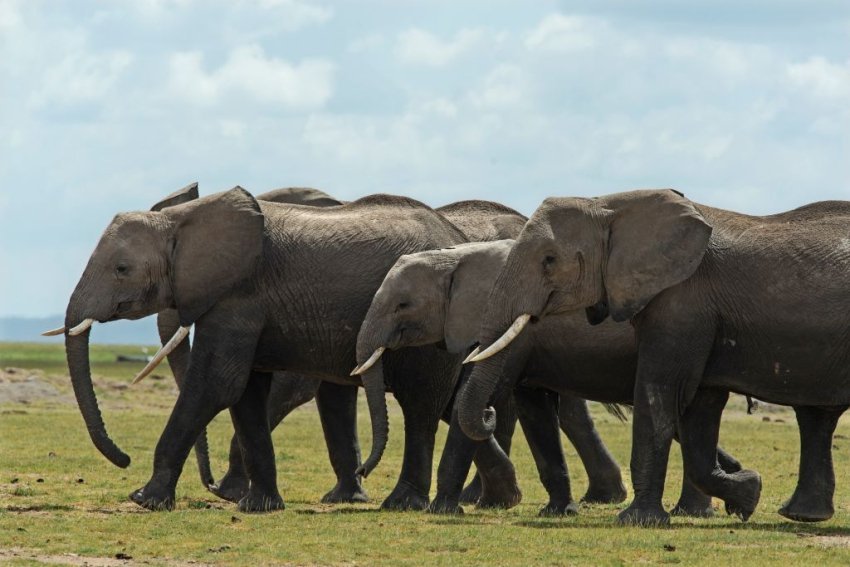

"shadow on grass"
[509,516,850,535]
[295,506,379,515]
[3,504,74,513]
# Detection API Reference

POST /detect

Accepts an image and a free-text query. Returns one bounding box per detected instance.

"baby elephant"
[353,240,742,516]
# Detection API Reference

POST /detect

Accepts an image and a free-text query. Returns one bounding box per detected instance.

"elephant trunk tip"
[459,406,497,441]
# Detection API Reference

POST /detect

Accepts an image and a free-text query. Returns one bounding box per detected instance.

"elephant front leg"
[618,380,677,526]
[229,372,284,513]
[779,405,847,522]
[316,382,369,504]
[130,387,223,511]
[558,394,626,505]
[671,437,743,517]
[516,387,576,516]
[678,388,761,522]
[461,392,518,505]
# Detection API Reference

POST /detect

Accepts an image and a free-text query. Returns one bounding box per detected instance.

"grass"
[2,341,850,565]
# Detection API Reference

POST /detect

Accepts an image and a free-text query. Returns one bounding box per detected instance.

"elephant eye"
[115,263,129,276]
[396,302,410,312]
[542,255,556,267]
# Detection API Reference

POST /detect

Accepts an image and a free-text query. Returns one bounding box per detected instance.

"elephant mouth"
[111,301,153,321]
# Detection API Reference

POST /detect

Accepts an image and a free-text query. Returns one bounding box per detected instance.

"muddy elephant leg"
[779,405,847,522]
[679,388,762,522]
[515,386,577,516]
[316,381,369,504]
[228,371,284,513]
[210,373,320,503]
[557,395,626,504]
[461,387,518,505]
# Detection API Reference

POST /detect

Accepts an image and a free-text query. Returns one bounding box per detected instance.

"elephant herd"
[45,183,850,526]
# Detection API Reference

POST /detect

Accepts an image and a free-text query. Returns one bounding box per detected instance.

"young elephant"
[355,240,743,516]
[460,189,850,525]
[56,187,522,512]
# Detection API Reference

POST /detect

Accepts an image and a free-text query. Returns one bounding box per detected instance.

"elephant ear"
[151,182,199,211]
[603,189,712,322]
[444,241,514,353]
[168,187,265,326]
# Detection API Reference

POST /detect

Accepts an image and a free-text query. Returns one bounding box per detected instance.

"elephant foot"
[381,482,429,511]
[670,490,714,518]
[617,502,670,527]
[237,489,285,513]
[723,469,762,522]
[427,494,464,515]
[477,465,522,509]
[321,480,369,504]
[208,472,249,503]
[581,480,628,505]
[459,475,482,505]
[778,490,833,523]
[129,485,175,511]
[538,499,579,517]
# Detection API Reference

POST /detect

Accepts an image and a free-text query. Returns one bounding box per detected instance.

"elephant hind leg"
[778,405,847,522]
[316,381,369,504]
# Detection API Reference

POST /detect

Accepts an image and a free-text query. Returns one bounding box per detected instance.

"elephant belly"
[702,327,850,406]
[524,353,637,404]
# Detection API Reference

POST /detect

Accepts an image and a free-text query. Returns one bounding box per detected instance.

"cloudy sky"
[2,0,849,319]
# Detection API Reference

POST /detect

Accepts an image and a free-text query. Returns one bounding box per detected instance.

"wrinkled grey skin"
[63,187,519,512]
[359,240,742,517]
[155,185,368,505]
[460,189,850,525]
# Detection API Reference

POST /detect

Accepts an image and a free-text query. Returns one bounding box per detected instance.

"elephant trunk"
[357,359,388,478]
[157,310,214,487]
[65,317,131,468]
[458,354,500,441]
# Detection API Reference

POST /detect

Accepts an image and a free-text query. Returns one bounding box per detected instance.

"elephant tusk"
[461,346,481,365]
[41,325,66,337]
[132,326,191,385]
[68,318,95,336]
[350,347,385,376]
[469,314,531,363]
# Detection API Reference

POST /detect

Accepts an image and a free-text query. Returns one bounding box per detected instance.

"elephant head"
[459,189,712,440]
[58,187,264,467]
[351,240,515,477]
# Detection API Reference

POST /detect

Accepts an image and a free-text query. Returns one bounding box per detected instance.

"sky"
[1,0,849,319]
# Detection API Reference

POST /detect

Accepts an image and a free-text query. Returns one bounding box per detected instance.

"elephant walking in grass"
[459,189,850,525]
[56,187,526,512]
[353,240,743,516]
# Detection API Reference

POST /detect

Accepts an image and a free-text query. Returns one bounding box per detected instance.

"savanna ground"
[1,342,850,566]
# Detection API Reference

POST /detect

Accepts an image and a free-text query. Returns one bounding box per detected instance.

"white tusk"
[132,326,190,385]
[470,314,531,363]
[68,318,95,336]
[462,346,481,365]
[41,325,66,337]
[350,347,386,376]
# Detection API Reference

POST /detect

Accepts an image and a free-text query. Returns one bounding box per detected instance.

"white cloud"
[396,28,487,66]
[168,45,334,108]
[0,0,21,29]
[29,46,133,108]
[468,64,528,109]
[348,33,385,53]
[525,14,600,52]
[787,56,850,100]
[254,0,333,28]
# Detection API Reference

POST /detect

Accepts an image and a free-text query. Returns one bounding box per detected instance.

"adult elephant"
[459,189,850,525]
[150,184,369,505]
[55,187,521,512]
[354,240,742,516]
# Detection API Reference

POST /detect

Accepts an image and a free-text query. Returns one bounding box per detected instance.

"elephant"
[58,186,524,512]
[355,239,743,517]
[459,188,850,525]
[151,184,369,505]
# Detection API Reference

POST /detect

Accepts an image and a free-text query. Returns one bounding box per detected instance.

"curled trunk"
[356,359,388,478]
[458,355,502,441]
[65,326,131,468]
[156,310,215,487]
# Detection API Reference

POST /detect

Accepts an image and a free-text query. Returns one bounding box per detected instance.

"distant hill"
[0,316,160,345]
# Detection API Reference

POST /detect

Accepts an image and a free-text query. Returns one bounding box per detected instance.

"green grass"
[2,342,850,565]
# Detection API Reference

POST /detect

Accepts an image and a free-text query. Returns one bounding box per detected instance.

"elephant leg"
[316,381,369,504]
[779,405,847,522]
[671,429,743,517]
[461,388,518,505]
[228,371,284,513]
[381,402,438,511]
[557,395,626,505]
[679,388,762,522]
[210,373,320,503]
[515,386,577,516]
